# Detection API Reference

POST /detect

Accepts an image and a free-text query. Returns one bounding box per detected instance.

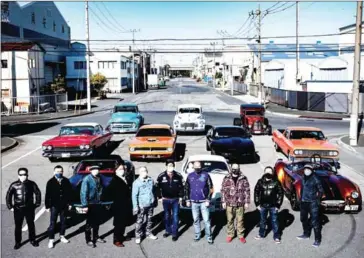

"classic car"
[273,154,362,213]
[128,124,177,161]
[42,123,113,162]
[272,126,339,161]
[69,158,136,214]
[106,103,144,133]
[180,154,231,212]
[173,104,206,133]
[233,104,272,135]
[206,126,257,162]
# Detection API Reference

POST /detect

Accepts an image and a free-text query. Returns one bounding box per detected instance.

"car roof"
[63,122,99,127]
[240,104,264,109]
[187,154,227,162]
[287,126,322,131]
[214,125,244,130]
[114,102,137,107]
[177,104,202,109]
[139,124,171,129]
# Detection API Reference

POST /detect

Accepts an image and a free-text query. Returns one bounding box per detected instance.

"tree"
[91,72,108,92]
[51,74,66,93]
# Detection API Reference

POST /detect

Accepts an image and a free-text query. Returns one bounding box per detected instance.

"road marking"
[1,146,41,169]
[22,206,46,231]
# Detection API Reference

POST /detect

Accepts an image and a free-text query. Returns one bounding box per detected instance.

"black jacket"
[254,174,283,208]
[45,177,73,209]
[300,174,324,203]
[6,180,41,210]
[156,171,184,199]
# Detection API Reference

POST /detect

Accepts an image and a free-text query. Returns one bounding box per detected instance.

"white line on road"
[22,206,46,231]
[1,146,41,169]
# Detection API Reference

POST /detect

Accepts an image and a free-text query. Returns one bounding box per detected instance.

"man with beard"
[107,162,133,247]
[221,163,250,244]
[297,164,324,248]
[254,166,283,243]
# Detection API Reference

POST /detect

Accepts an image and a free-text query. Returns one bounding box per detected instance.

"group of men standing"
[6,159,324,250]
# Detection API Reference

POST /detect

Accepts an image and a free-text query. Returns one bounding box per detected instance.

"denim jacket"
[80,174,103,207]
[132,177,155,209]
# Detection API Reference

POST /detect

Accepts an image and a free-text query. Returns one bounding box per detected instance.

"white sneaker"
[48,240,54,249]
[60,236,70,243]
[148,234,158,240]
[135,238,141,244]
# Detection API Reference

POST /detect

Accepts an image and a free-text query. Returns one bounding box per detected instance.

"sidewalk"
[338,134,364,156]
[1,137,18,152]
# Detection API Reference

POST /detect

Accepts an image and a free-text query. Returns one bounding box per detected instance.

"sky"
[18,1,359,65]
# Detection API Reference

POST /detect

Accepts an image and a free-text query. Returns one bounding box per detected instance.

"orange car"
[272,126,339,160]
[128,124,177,160]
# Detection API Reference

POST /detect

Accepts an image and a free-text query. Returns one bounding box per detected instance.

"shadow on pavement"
[212,211,227,240]
[1,122,60,137]
[243,209,261,238]
[264,209,295,238]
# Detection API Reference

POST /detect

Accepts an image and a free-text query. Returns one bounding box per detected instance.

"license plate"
[146,155,157,158]
[345,205,358,211]
[254,130,261,133]
[61,153,70,158]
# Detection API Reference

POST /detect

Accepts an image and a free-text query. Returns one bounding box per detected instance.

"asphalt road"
[1,79,363,258]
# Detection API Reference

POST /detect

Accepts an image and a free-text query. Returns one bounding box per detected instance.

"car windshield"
[114,106,137,113]
[288,161,337,174]
[179,108,200,114]
[245,110,264,116]
[136,128,172,137]
[76,160,118,173]
[60,126,95,136]
[215,128,248,138]
[290,130,325,140]
[188,161,229,174]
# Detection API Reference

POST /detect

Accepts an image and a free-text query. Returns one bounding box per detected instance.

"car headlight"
[167,147,173,152]
[199,120,205,124]
[129,147,135,151]
[47,146,52,150]
[42,146,47,150]
[263,124,267,128]
[294,149,303,155]
[248,124,252,128]
[174,120,179,124]
[329,151,338,156]
[80,144,90,149]
[132,122,137,128]
[84,145,90,149]
[351,191,359,199]
[197,115,202,119]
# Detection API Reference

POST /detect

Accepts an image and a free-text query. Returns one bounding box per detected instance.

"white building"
[1,42,45,112]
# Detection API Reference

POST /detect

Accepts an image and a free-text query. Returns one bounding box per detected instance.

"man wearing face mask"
[80,165,106,248]
[107,162,132,247]
[132,167,158,244]
[184,161,214,244]
[254,166,283,243]
[45,165,73,249]
[156,160,184,241]
[6,168,41,249]
[297,165,324,248]
[221,163,250,244]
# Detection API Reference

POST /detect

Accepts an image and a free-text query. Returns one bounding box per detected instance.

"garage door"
[44,65,54,84]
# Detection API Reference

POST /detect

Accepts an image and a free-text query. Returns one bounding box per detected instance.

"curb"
[1,137,19,153]
[337,135,360,155]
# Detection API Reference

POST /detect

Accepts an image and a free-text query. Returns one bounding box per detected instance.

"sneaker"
[60,236,70,244]
[239,237,247,244]
[96,238,106,243]
[172,236,178,241]
[226,236,233,243]
[148,234,158,240]
[163,233,170,238]
[312,240,321,247]
[135,238,141,244]
[14,243,21,250]
[207,237,213,245]
[87,241,95,248]
[274,238,281,244]
[254,235,263,240]
[48,240,54,249]
[194,235,200,242]
[296,234,310,240]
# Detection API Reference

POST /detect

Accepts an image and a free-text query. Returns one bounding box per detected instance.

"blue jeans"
[259,207,280,239]
[48,206,67,239]
[191,202,211,239]
[162,199,179,237]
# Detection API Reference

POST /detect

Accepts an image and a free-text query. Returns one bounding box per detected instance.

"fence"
[232,81,248,94]
[1,93,68,115]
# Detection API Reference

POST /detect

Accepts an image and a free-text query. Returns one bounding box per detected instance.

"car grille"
[52,147,82,152]
[181,123,198,127]
[134,147,168,151]
[253,121,263,130]
[300,150,335,156]
[111,122,134,128]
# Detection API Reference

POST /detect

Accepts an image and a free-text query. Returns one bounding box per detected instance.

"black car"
[206,126,257,162]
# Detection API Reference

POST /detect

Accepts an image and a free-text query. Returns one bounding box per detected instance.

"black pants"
[113,221,126,243]
[14,207,36,244]
[85,205,101,243]
[48,206,67,239]
[300,201,322,242]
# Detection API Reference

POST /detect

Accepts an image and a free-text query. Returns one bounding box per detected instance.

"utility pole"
[296,1,300,84]
[256,5,263,104]
[85,1,91,111]
[143,52,146,90]
[210,42,217,88]
[130,29,139,94]
[349,1,362,146]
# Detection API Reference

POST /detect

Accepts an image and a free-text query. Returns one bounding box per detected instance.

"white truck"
[148,74,158,90]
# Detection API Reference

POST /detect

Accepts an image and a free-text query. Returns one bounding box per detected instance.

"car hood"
[43,135,95,147]
[212,137,254,147]
[111,112,139,121]
[174,113,202,121]
[316,172,359,200]
[290,139,337,150]
[246,116,264,123]
[130,137,175,146]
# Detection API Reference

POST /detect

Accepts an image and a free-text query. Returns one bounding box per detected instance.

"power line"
[100,2,129,33]
[268,2,296,14]
[264,2,282,12]
[266,2,289,12]
[92,3,128,34]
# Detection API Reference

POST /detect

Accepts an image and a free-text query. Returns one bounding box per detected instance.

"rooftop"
[1,42,45,52]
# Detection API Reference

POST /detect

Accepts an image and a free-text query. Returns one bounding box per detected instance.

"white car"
[173,104,205,133]
[180,154,230,212]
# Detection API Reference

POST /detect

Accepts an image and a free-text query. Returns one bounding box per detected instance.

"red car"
[42,122,113,161]
[273,154,362,213]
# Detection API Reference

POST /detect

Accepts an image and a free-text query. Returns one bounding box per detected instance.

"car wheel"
[233,118,242,126]
[251,153,258,163]
[206,141,211,151]
[266,125,272,135]
[130,155,136,161]
[274,142,281,152]
[48,157,56,162]
[290,191,300,211]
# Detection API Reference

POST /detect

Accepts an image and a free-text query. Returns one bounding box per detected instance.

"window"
[28,59,35,68]
[31,12,35,24]
[62,25,65,33]
[42,17,46,28]
[108,61,116,69]
[98,61,116,69]
[1,60,8,68]
[120,61,126,69]
[53,21,56,32]
[74,61,86,70]
[46,9,52,17]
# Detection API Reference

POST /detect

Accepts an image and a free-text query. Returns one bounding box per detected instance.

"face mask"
[140,171,148,179]
[195,168,201,173]
[54,173,63,179]
[232,169,239,175]
[265,174,273,180]
[304,169,312,176]
[116,169,125,177]
[91,170,99,176]
[19,175,27,182]
[167,167,174,173]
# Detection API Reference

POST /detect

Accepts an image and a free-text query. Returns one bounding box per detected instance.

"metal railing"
[1,93,68,115]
